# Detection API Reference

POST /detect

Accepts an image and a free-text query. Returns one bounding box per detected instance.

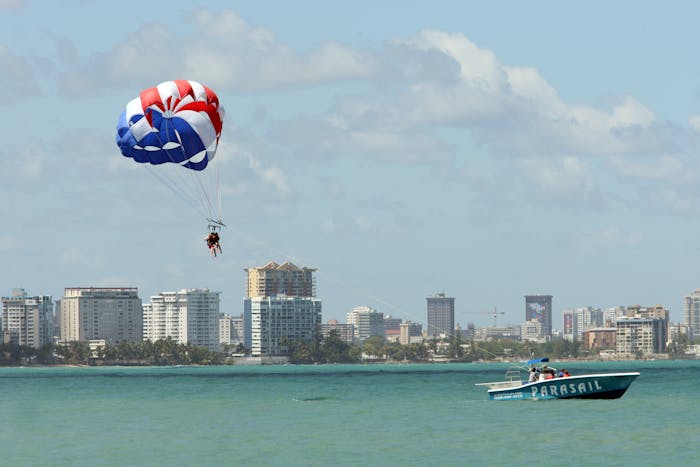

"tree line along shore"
[1,331,694,366]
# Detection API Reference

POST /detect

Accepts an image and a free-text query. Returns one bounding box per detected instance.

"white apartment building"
[246,296,322,357]
[604,306,626,327]
[563,307,606,341]
[346,305,384,343]
[220,314,244,346]
[61,287,142,344]
[1,289,53,348]
[682,290,700,339]
[143,289,220,351]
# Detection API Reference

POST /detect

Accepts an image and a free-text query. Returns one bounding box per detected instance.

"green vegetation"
[0,337,223,366]
[1,332,695,366]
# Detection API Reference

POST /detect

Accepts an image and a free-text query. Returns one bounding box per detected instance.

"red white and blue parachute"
[116,80,225,223]
[116,80,224,171]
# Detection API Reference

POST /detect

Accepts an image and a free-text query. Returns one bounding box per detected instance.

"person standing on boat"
[528,367,538,383]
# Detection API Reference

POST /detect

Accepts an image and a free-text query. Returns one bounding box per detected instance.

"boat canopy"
[527,357,549,365]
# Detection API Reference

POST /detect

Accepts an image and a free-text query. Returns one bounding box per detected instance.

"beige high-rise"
[61,287,142,344]
[245,261,316,298]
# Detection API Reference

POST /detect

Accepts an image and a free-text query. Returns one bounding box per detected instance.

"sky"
[2,0,700,328]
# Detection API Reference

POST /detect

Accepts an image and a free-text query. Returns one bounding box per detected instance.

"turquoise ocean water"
[1,360,699,466]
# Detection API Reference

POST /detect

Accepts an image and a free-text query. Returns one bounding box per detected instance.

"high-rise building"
[346,306,384,342]
[53,299,62,340]
[143,289,220,351]
[245,261,316,298]
[247,296,322,356]
[1,288,53,348]
[524,295,552,339]
[426,293,455,338]
[562,310,577,342]
[621,304,669,352]
[683,290,700,339]
[564,306,604,341]
[244,261,321,358]
[604,306,626,327]
[220,314,244,347]
[61,287,142,344]
[616,317,666,357]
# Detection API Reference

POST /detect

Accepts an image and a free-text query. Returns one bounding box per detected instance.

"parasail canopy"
[116,80,225,222]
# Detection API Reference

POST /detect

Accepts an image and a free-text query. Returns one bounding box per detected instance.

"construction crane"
[462,307,506,327]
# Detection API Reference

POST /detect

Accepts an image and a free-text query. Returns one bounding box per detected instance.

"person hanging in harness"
[205,231,222,257]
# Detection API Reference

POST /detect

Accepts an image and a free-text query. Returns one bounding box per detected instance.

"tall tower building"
[243,261,321,358]
[426,293,455,338]
[683,290,700,339]
[562,309,577,342]
[1,288,53,348]
[525,295,553,339]
[61,287,142,344]
[245,261,316,298]
[143,289,220,351]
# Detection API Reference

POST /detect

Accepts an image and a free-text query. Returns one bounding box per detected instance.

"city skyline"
[2,1,700,327]
[2,281,692,335]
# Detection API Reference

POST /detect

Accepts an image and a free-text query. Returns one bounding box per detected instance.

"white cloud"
[518,157,603,207]
[60,248,104,270]
[0,0,23,12]
[689,114,700,133]
[267,29,665,167]
[0,43,41,103]
[57,10,380,95]
[572,225,642,252]
[609,155,693,183]
[219,144,294,203]
[318,213,409,239]
[657,188,693,214]
[0,145,46,182]
[320,218,338,235]
[0,235,19,251]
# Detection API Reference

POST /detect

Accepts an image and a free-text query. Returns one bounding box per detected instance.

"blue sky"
[2,0,700,327]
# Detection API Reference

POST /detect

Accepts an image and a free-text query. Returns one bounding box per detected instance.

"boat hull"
[487,372,640,401]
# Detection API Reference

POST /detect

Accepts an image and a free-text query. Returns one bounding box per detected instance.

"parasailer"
[205,231,221,257]
[115,80,226,255]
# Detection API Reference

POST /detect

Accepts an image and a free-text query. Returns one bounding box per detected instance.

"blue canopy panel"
[116,111,210,171]
[527,357,550,365]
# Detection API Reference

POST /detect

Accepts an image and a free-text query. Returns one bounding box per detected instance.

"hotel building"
[246,296,322,357]
[346,306,384,343]
[1,288,53,348]
[245,261,316,298]
[143,289,220,351]
[61,287,142,344]
[682,289,700,339]
[244,262,322,358]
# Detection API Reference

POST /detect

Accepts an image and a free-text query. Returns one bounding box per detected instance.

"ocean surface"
[1,359,698,466]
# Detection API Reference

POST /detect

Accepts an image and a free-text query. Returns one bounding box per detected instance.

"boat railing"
[475,364,526,390]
